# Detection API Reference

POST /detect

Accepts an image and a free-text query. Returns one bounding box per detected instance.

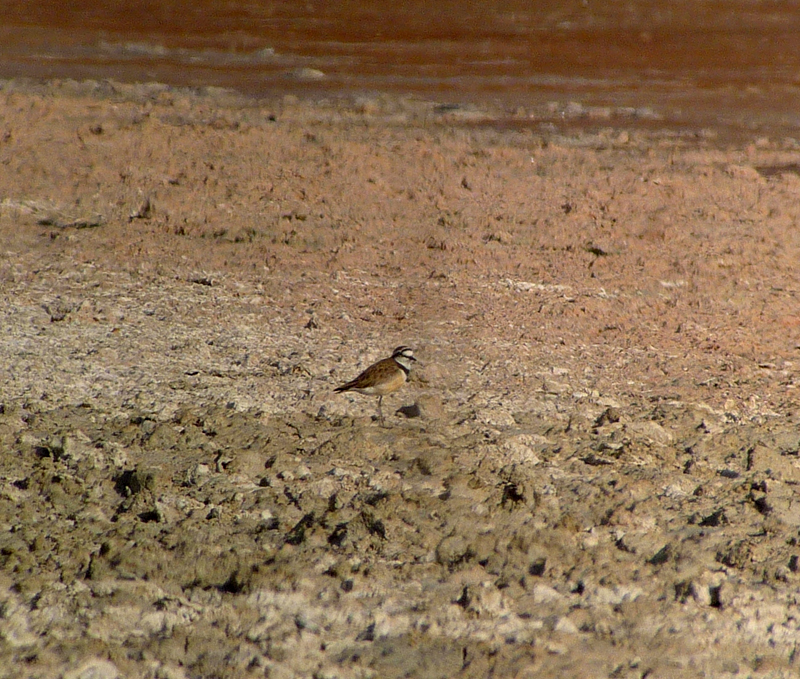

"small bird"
[334,346,416,425]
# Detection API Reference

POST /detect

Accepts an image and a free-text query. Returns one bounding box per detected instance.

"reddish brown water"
[3,0,800,134]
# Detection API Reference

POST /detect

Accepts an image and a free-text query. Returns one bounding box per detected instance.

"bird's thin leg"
[378,396,384,426]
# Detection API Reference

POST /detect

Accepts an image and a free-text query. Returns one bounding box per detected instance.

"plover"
[334,346,416,425]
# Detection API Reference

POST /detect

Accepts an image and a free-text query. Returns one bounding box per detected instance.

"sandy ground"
[3,79,800,678]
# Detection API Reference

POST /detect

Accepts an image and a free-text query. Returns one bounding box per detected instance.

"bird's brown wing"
[334,357,396,392]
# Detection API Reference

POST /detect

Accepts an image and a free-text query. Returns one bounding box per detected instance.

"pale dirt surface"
[3,80,800,678]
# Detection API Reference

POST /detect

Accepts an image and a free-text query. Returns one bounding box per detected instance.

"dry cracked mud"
[2,80,800,678]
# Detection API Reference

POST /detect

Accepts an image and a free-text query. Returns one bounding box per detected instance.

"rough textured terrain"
[3,80,800,678]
